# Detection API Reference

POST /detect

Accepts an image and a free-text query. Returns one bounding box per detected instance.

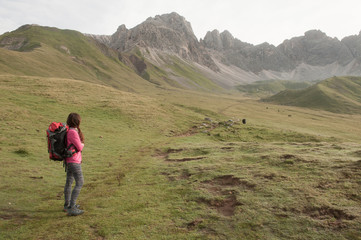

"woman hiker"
[63,112,85,216]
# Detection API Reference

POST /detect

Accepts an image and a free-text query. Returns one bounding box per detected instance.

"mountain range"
[1,12,361,93]
[88,12,361,86]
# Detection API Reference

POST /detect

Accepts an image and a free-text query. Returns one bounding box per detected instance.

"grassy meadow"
[1,74,360,240]
[264,76,361,114]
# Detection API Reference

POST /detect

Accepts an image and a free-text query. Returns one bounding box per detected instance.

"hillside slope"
[0,25,172,92]
[0,24,224,93]
[263,76,361,114]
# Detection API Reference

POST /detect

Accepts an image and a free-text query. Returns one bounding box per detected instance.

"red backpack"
[46,122,76,161]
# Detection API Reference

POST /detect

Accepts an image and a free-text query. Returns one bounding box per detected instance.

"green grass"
[1,75,361,239]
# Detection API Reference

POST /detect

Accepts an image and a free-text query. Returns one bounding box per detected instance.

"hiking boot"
[67,206,84,216]
[63,204,80,212]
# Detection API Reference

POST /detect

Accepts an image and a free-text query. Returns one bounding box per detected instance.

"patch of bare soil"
[179,170,192,180]
[29,176,43,179]
[0,208,30,224]
[316,181,334,190]
[90,224,107,240]
[161,169,192,181]
[166,156,206,162]
[198,175,249,217]
[254,172,277,180]
[353,150,361,157]
[154,148,189,161]
[303,206,356,220]
[281,154,295,159]
[217,195,242,216]
[220,147,234,151]
[56,191,63,200]
[167,148,184,154]
[116,172,125,186]
[280,154,303,160]
[204,175,240,186]
[198,195,242,217]
[170,126,198,137]
[155,148,206,162]
[152,149,168,159]
[202,175,256,191]
[346,193,361,201]
[274,206,351,229]
[187,219,203,230]
[351,159,361,168]
[280,154,306,164]
[160,172,175,181]
[273,206,301,217]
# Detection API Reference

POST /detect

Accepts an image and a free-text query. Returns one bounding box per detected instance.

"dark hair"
[67,113,84,143]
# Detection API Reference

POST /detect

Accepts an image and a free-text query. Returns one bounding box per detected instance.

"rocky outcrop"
[202,30,292,73]
[201,29,360,72]
[341,31,361,61]
[278,30,354,66]
[202,30,252,51]
[0,36,27,50]
[106,12,219,71]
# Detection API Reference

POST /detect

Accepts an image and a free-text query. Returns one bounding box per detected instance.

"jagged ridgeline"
[263,76,361,114]
[2,13,361,92]
[88,12,361,85]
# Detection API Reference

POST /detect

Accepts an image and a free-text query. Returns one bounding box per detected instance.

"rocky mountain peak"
[220,30,235,49]
[202,29,236,50]
[277,29,354,66]
[107,12,218,71]
[203,30,222,50]
[341,30,361,60]
[116,24,128,32]
[144,12,196,40]
[304,29,328,40]
[110,12,198,51]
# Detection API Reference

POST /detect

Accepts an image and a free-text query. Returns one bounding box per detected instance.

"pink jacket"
[66,128,84,164]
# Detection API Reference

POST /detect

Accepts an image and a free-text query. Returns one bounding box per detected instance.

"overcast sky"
[1,0,360,46]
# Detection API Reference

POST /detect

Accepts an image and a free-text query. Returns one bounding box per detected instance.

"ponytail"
[78,127,84,143]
